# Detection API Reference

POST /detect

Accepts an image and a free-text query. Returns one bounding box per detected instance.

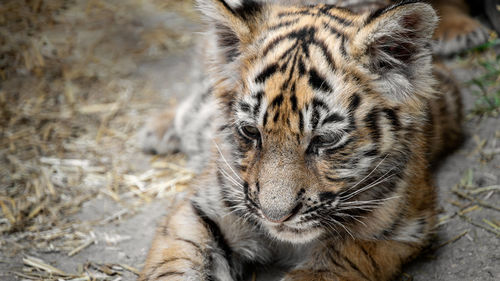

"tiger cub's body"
[139,1,464,280]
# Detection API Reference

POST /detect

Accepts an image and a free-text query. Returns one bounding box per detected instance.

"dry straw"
[1,0,195,279]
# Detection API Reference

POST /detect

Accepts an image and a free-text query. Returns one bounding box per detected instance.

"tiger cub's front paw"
[140,270,203,281]
[281,270,340,281]
[433,14,489,56]
[138,110,180,155]
[146,271,201,281]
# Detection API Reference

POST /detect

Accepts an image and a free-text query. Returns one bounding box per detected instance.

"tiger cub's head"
[200,0,438,242]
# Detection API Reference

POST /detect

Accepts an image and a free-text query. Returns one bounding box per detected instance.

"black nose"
[261,203,302,223]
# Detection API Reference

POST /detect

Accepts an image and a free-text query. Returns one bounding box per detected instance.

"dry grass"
[0,0,196,278]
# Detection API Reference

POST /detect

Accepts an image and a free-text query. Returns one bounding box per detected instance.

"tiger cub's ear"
[351,2,438,102]
[197,0,265,64]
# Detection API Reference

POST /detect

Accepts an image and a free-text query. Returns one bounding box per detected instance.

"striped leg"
[281,239,421,281]
[139,199,233,281]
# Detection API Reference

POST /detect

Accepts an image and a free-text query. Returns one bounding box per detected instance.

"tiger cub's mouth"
[254,206,325,243]
[248,191,343,243]
[263,220,324,243]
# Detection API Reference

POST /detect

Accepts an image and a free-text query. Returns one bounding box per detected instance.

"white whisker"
[340,168,395,201]
[339,195,401,207]
[219,167,244,188]
[326,217,355,239]
[343,154,389,193]
[334,212,367,227]
[213,140,243,182]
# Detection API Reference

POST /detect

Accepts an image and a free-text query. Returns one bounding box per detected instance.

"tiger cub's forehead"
[237,5,364,130]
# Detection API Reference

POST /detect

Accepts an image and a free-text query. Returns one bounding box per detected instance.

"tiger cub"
[139,0,463,280]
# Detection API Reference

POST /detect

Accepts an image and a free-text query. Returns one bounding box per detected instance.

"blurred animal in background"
[138,0,491,280]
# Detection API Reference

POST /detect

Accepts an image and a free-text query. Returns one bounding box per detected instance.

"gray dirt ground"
[1,4,499,281]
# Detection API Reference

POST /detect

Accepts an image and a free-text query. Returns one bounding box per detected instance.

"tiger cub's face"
[203,0,437,242]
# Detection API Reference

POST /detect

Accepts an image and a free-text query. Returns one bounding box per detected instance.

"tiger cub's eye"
[240,125,261,140]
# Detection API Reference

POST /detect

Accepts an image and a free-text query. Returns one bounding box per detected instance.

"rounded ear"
[350,2,438,102]
[197,0,265,62]
[352,2,437,67]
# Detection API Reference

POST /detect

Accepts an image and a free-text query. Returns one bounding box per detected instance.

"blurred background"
[0,0,499,280]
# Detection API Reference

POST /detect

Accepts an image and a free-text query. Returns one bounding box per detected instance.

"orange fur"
[139,1,464,280]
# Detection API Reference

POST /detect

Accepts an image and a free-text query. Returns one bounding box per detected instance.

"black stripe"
[191,202,232,263]
[262,35,287,57]
[365,0,422,25]
[360,244,380,277]
[298,57,306,75]
[281,50,299,89]
[298,112,304,132]
[268,18,300,30]
[244,182,260,210]
[290,86,298,111]
[344,255,370,280]
[382,108,400,131]
[363,148,378,157]
[340,35,347,57]
[348,94,361,112]
[278,44,297,62]
[149,257,194,277]
[323,22,347,58]
[325,175,353,182]
[239,102,251,113]
[346,94,361,132]
[271,94,284,107]
[318,6,353,26]
[322,21,345,38]
[264,27,330,62]
[233,0,262,21]
[216,0,235,14]
[309,69,332,92]
[253,90,264,116]
[313,39,336,69]
[279,46,297,74]
[255,64,278,83]
[312,98,329,111]
[177,238,204,254]
[156,271,185,278]
[290,27,315,58]
[322,113,344,125]
[327,248,347,271]
[278,8,353,27]
[277,10,313,18]
[311,107,320,129]
[364,108,381,142]
[157,257,195,268]
[273,111,280,123]
[280,53,291,72]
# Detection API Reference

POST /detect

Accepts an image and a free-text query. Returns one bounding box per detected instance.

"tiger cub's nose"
[261,202,302,223]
